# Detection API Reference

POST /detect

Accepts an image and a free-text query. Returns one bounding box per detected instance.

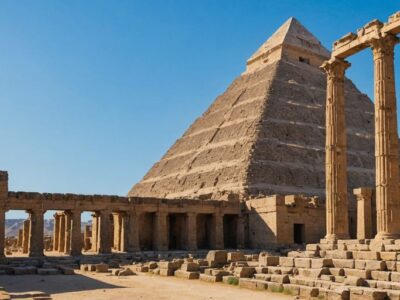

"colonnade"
[323,14,400,240]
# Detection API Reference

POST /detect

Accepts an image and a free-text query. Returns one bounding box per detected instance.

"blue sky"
[1,1,399,218]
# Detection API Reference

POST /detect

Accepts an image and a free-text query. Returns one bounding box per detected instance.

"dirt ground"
[0,271,292,300]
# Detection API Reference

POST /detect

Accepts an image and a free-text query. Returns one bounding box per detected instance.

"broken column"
[370,34,400,239]
[28,208,44,257]
[322,57,351,241]
[70,210,82,256]
[354,188,374,239]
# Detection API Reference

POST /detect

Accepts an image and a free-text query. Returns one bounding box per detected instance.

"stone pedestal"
[155,212,168,251]
[371,34,400,239]
[322,58,351,241]
[186,213,197,251]
[354,188,374,239]
[70,210,82,256]
[28,209,44,257]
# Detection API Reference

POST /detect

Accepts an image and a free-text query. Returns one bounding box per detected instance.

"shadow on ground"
[0,274,122,295]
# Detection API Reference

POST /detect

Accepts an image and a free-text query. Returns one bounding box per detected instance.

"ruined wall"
[246,195,325,249]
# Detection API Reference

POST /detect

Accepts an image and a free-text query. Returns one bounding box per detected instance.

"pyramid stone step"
[270,274,290,284]
[317,287,350,300]
[297,267,330,278]
[354,260,386,271]
[330,268,345,276]
[343,276,366,286]
[353,251,381,260]
[371,271,391,281]
[294,258,311,268]
[311,258,333,268]
[253,273,271,281]
[238,278,268,290]
[266,266,294,274]
[332,259,355,269]
[324,251,353,259]
[343,268,372,279]
[278,257,294,267]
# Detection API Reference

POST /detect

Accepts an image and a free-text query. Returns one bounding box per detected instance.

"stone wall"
[246,195,325,249]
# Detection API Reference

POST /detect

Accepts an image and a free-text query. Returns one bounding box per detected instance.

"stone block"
[365,260,386,271]
[159,269,175,276]
[239,278,268,290]
[95,264,109,273]
[306,244,319,251]
[344,276,365,286]
[267,282,283,293]
[312,258,333,268]
[325,251,353,259]
[330,268,345,276]
[158,261,180,270]
[279,257,294,267]
[350,287,387,300]
[355,260,366,270]
[227,252,245,263]
[253,273,271,281]
[119,268,135,276]
[294,258,311,268]
[391,272,400,282]
[174,270,199,279]
[199,274,219,282]
[206,250,227,267]
[180,263,199,272]
[332,259,355,269]
[387,261,397,271]
[234,267,255,278]
[343,268,371,279]
[37,268,59,275]
[12,267,37,275]
[254,267,267,274]
[299,286,319,298]
[297,267,329,278]
[270,274,289,284]
[387,290,400,300]
[353,251,380,260]
[58,266,75,275]
[379,252,397,261]
[376,280,392,289]
[258,255,279,266]
[371,271,391,281]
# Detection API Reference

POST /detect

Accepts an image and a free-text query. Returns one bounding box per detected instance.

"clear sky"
[1,1,399,219]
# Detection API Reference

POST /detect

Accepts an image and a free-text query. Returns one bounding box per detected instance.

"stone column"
[186,212,197,251]
[120,213,128,252]
[155,212,168,251]
[28,209,44,257]
[127,211,140,252]
[370,34,400,239]
[91,213,99,252]
[83,224,91,251]
[322,58,351,241]
[112,213,122,251]
[98,210,112,254]
[211,213,224,249]
[53,214,60,251]
[22,219,30,254]
[70,210,81,256]
[0,209,4,257]
[58,214,66,252]
[64,212,72,254]
[354,188,373,239]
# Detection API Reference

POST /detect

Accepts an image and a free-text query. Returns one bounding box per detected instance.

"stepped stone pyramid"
[129,18,375,201]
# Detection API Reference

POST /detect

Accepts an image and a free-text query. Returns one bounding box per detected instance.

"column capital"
[353,187,373,200]
[321,58,351,80]
[370,34,398,58]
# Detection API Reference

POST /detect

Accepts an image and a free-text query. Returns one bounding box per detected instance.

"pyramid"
[129,18,375,201]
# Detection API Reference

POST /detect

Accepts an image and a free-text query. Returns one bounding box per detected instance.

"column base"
[28,252,44,257]
[374,232,400,240]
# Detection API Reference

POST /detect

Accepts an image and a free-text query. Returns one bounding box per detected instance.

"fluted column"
[28,209,44,257]
[70,210,82,256]
[322,58,351,241]
[371,34,400,239]
[0,209,4,257]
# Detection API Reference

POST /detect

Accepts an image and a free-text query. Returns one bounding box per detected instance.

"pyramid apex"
[245,17,330,73]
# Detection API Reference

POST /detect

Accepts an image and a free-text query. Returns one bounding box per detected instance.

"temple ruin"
[2,11,400,300]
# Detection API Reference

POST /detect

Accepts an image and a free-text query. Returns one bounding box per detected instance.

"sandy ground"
[0,271,292,300]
